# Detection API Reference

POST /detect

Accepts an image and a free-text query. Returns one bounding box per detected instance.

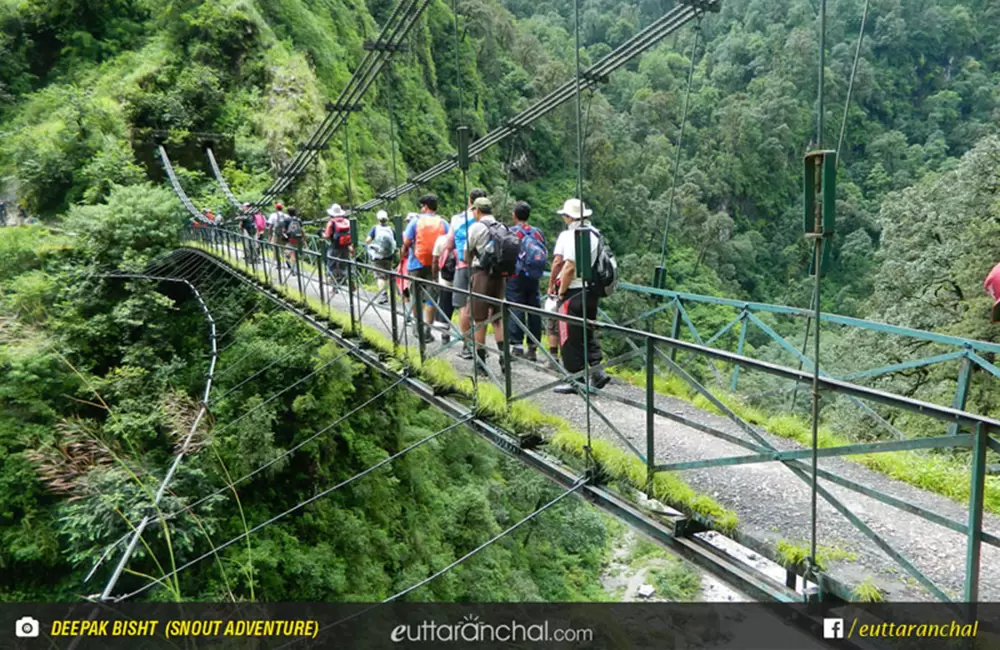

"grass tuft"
[851,577,884,603]
[775,539,857,571]
[550,427,739,533]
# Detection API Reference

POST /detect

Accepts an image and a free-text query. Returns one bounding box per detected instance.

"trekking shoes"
[552,372,611,394]
[459,344,474,360]
[591,371,612,390]
[526,346,538,363]
[511,345,525,358]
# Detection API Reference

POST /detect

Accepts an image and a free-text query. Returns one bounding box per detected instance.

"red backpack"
[325,217,352,248]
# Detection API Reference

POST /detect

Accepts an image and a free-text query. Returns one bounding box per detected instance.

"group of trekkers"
[226,189,616,394]
[370,189,613,393]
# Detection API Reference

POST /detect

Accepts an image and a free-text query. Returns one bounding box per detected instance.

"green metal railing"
[186,226,1000,605]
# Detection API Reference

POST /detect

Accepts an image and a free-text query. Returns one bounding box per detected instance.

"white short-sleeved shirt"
[554,222,600,290]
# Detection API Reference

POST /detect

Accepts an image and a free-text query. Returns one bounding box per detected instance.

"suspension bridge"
[80,0,1000,639]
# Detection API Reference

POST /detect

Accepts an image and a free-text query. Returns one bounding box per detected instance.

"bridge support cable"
[89,376,408,566]
[260,0,421,201]
[83,273,217,607]
[255,0,433,206]
[386,478,587,603]
[657,21,700,271]
[206,147,243,210]
[214,332,324,395]
[158,145,204,222]
[449,0,478,394]
[112,414,473,602]
[280,479,590,644]
[356,1,716,212]
[835,0,870,167]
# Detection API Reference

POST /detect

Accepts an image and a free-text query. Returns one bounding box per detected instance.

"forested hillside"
[3,0,998,315]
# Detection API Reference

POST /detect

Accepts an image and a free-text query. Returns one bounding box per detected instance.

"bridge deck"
[193,244,1000,602]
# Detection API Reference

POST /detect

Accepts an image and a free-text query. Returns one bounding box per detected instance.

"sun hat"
[472,196,492,212]
[556,198,592,220]
[376,210,389,222]
[327,203,347,218]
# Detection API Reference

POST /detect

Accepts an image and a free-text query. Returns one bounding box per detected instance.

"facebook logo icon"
[823,618,845,639]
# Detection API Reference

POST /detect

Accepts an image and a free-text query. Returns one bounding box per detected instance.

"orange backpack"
[413,215,446,267]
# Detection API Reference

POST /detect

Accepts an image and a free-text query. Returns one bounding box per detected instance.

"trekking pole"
[414,281,425,363]
[502,301,512,402]
[347,260,357,336]
[295,242,304,299]
[317,249,326,310]
[389,268,400,352]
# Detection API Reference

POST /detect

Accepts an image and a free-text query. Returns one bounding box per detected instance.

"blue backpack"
[516,226,548,280]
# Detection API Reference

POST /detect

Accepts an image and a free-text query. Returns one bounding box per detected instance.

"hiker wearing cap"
[268,203,287,246]
[506,200,547,362]
[466,196,517,374]
[551,198,611,394]
[323,203,353,290]
[281,207,305,271]
[238,203,260,263]
[400,194,449,343]
[440,188,487,359]
[366,210,397,302]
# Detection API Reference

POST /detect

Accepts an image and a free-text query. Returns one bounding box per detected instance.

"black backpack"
[590,233,619,297]
[441,249,457,282]
[479,221,521,277]
[285,217,304,239]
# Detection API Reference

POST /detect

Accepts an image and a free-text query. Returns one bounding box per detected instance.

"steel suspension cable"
[355,3,712,212]
[807,0,828,597]
[451,0,478,387]
[835,0,870,169]
[92,274,217,603]
[276,477,589,645]
[257,0,412,201]
[259,0,433,205]
[159,145,203,221]
[657,22,700,268]
[93,377,407,562]
[386,478,586,603]
[215,333,323,396]
[206,147,242,210]
[571,0,595,468]
[113,414,472,602]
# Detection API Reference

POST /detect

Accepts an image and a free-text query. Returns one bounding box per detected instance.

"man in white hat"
[550,198,611,393]
[323,203,353,291]
[365,209,397,302]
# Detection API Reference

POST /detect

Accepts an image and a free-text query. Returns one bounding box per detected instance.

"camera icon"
[15,617,40,638]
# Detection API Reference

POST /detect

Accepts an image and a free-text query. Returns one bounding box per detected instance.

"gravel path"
[203,247,1000,602]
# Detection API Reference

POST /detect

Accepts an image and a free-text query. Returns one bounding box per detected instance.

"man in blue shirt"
[506,201,546,362]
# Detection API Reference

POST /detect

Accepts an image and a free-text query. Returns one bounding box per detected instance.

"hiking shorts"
[409,266,437,305]
[452,266,471,308]
[470,269,505,323]
[372,258,392,279]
